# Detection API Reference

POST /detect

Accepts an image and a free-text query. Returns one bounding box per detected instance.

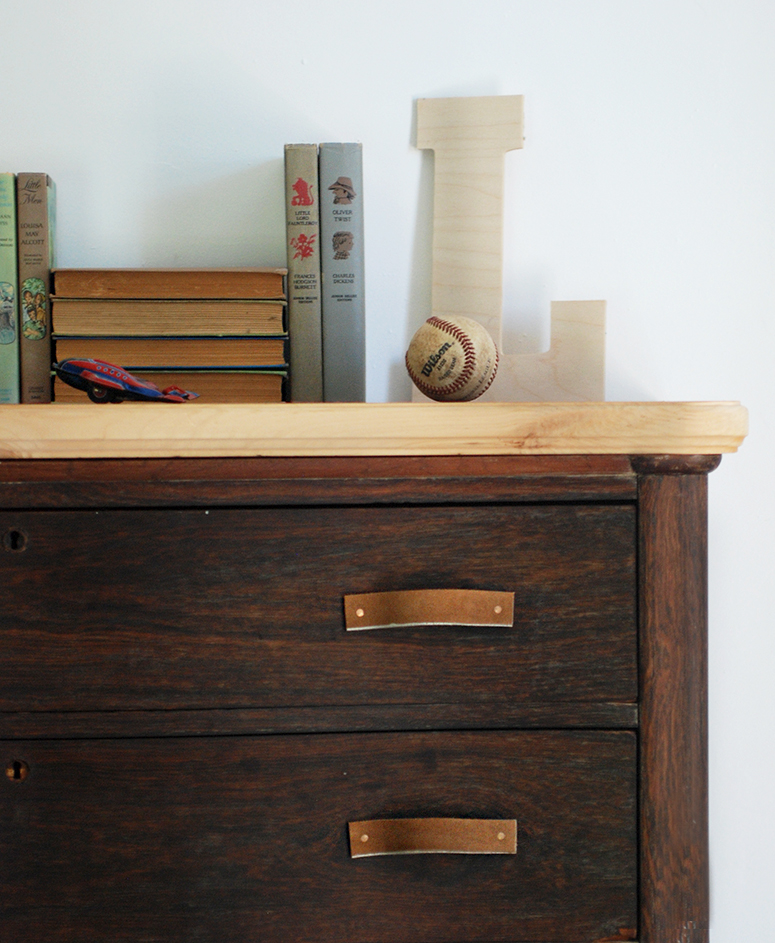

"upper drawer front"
[0,504,636,710]
[1,730,637,942]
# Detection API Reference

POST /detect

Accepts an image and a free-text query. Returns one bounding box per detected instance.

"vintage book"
[54,335,288,369]
[318,143,365,401]
[285,144,323,402]
[0,173,20,403]
[51,298,286,336]
[17,173,56,402]
[53,369,287,404]
[52,267,287,300]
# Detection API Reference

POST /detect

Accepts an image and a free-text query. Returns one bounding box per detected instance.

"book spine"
[52,268,287,300]
[17,173,55,402]
[318,143,365,402]
[0,173,20,403]
[51,299,287,337]
[284,144,323,401]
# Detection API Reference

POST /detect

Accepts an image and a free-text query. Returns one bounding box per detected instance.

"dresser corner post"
[633,455,720,943]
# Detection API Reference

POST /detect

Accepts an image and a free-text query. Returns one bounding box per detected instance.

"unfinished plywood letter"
[415,95,605,402]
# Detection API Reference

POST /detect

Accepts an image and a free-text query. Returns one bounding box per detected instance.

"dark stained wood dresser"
[0,402,748,942]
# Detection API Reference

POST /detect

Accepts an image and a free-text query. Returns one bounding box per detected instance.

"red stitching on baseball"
[475,345,499,397]
[407,317,494,400]
[422,317,475,395]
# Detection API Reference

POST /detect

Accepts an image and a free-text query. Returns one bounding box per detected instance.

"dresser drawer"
[0,504,636,710]
[2,730,637,942]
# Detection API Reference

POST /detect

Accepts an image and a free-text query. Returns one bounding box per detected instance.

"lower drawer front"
[2,730,637,943]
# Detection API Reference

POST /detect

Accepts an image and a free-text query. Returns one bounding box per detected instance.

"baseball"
[406,316,499,401]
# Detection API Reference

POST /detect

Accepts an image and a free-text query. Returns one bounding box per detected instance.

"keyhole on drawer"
[3,529,28,552]
[6,761,29,782]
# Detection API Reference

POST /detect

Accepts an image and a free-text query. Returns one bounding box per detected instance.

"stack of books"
[0,172,56,404]
[284,142,365,402]
[51,267,289,403]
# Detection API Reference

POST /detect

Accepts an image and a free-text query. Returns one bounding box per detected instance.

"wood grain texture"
[0,452,729,942]
[638,470,710,943]
[413,96,609,404]
[0,453,637,507]
[416,95,523,345]
[0,401,748,458]
[0,503,637,711]
[1,731,636,942]
[630,454,722,476]
[483,300,607,403]
[0,701,639,740]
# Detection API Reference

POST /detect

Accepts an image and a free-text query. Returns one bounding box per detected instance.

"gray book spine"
[284,144,323,402]
[0,173,20,403]
[318,143,365,402]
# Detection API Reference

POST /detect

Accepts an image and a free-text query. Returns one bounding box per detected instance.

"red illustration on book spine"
[291,177,315,206]
[290,232,317,260]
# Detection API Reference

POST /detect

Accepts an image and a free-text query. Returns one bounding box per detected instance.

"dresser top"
[0,401,747,460]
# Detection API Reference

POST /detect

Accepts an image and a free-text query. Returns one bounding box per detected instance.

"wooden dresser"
[0,402,747,943]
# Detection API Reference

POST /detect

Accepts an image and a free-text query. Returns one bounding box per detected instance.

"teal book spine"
[318,143,365,402]
[0,173,20,403]
[17,173,56,402]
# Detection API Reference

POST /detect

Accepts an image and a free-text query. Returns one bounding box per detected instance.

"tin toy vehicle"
[53,359,199,403]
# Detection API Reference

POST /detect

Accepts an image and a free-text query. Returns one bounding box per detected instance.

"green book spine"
[17,173,56,402]
[0,173,20,403]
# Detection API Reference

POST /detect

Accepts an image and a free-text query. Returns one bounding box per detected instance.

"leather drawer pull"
[349,817,517,857]
[344,589,514,631]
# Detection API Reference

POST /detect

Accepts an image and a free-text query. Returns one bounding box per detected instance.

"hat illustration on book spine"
[328,177,356,204]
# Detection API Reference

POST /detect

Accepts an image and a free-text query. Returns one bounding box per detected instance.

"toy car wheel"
[87,383,122,404]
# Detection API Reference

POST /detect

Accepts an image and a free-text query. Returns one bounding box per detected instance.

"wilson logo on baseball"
[406,316,499,401]
[421,342,453,377]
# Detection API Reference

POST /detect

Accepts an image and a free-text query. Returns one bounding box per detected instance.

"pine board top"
[0,402,748,459]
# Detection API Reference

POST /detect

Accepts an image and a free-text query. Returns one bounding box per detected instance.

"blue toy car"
[53,359,199,403]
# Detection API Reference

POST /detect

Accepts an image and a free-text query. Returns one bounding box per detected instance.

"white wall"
[4,1,773,937]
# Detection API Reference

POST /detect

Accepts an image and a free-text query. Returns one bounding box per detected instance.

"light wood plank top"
[0,402,747,459]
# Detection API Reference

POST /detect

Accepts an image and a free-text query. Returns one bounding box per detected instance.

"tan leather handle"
[344,589,514,631]
[349,817,517,857]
